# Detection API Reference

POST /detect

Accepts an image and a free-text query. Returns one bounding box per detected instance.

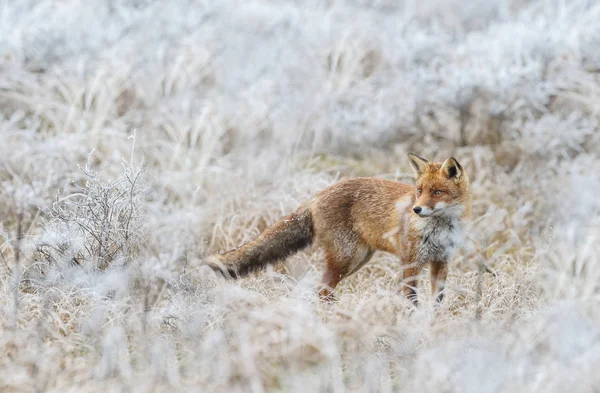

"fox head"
[407,153,470,218]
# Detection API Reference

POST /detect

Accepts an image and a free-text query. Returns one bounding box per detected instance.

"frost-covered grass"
[1,0,600,391]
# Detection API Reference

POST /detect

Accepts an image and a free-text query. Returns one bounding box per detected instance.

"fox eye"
[433,190,443,196]
[417,188,422,195]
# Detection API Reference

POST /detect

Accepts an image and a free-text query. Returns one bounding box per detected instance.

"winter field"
[1,0,600,392]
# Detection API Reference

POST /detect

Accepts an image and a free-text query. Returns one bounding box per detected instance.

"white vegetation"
[1,0,600,391]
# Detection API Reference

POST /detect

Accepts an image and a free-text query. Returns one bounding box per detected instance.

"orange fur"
[209,153,472,305]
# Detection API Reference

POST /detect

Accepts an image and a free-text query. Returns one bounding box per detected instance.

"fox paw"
[318,287,337,303]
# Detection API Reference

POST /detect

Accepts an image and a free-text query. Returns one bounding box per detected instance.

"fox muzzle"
[413,206,433,217]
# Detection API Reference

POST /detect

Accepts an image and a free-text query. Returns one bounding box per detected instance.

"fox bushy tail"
[209,209,314,278]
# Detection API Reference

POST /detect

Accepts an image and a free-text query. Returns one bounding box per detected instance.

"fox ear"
[441,157,463,180]
[407,152,429,178]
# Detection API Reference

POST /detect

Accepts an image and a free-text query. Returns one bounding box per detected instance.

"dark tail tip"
[206,257,239,279]
[208,208,315,279]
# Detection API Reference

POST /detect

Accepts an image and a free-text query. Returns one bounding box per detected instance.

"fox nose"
[413,206,422,214]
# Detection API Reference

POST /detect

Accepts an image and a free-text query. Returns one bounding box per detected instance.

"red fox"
[208,153,471,304]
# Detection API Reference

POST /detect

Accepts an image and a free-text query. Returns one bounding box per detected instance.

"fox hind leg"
[319,249,350,301]
[319,241,376,302]
[319,237,367,301]
[346,245,375,277]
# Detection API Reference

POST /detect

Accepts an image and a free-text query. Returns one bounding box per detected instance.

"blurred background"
[1,0,600,392]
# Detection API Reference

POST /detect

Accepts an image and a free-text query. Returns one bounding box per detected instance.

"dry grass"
[1,0,600,392]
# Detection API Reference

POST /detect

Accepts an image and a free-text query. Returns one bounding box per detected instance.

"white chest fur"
[413,215,463,265]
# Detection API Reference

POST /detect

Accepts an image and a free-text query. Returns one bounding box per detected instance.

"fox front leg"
[402,264,422,307]
[430,261,448,303]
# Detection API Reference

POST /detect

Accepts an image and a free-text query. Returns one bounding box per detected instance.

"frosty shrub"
[36,158,146,272]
